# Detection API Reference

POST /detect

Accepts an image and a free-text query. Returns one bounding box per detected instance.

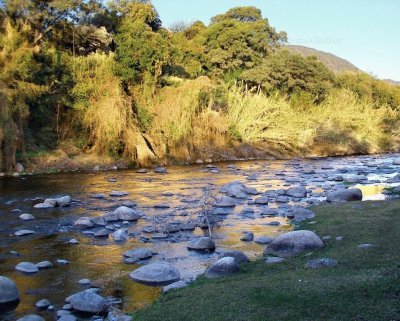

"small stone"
[240,232,254,242]
[17,315,45,321]
[335,236,343,241]
[19,214,35,221]
[218,250,250,264]
[57,259,70,265]
[36,261,52,269]
[63,304,72,310]
[187,237,215,252]
[68,239,80,245]
[78,279,91,286]
[254,236,274,245]
[94,229,110,237]
[111,229,128,242]
[33,202,54,209]
[73,217,94,229]
[358,243,373,249]
[35,299,50,309]
[265,257,286,264]
[56,310,71,318]
[15,230,35,236]
[91,193,105,199]
[305,258,338,269]
[109,191,128,197]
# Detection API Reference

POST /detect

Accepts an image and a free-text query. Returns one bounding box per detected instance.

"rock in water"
[264,230,324,258]
[129,262,180,286]
[73,217,94,229]
[218,250,249,264]
[113,206,140,221]
[15,262,39,274]
[69,290,107,314]
[205,257,240,278]
[0,276,19,304]
[187,237,215,252]
[326,188,362,202]
[286,186,307,198]
[123,248,153,262]
[15,230,35,236]
[111,229,128,242]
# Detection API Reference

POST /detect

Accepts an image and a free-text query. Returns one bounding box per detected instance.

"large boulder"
[286,186,307,198]
[218,250,249,264]
[187,237,215,252]
[264,230,324,258]
[69,290,108,314]
[286,208,315,222]
[220,181,248,199]
[129,262,180,286]
[326,188,362,202]
[0,276,19,304]
[113,206,140,221]
[123,248,153,263]
[205,257,240,278]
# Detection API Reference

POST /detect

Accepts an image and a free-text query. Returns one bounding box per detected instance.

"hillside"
[285,45,360,73]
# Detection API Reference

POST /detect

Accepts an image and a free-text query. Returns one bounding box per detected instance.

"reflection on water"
[1,154,400,319]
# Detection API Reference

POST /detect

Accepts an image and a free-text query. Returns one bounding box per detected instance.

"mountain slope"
[284,45,359,73]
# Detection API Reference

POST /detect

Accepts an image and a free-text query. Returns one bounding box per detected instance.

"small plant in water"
[197,187,221,238]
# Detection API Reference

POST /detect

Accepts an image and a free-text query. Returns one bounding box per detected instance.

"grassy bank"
[132,200,400,321]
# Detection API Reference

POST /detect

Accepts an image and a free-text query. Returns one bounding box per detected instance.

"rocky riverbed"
[1,154,400,320]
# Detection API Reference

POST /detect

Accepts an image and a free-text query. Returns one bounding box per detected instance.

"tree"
[241,49,335,103]
[202,7,286,76]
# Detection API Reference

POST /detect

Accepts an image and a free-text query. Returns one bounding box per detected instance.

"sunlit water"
[1,153,400,319]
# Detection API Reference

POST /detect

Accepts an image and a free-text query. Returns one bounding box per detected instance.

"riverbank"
[132,200,400,321]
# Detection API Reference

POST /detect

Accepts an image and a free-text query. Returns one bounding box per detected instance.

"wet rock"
[15,262,38,274]
[63,304,72,310]
[91,216,106,226]
[205,257,240,278]
[245,187,258,195]
[17,315,45,321]
[187,237,215,252]
[73,217,94,229]
[152,233,168,239]
[154,166,167,174]
[213,196,236,207]
[78,279,91,286]
[55,196,72,207]
[94,229,110,237]
[218,250,249,264]
[179,223,196,231]
[286,186,307,198]
[305,258,337,269]
[91,193,105,199]
[254,236,274,245]
[70,290,108,314]
[68,239,79,245]
[123,248,153,262]
[33,202,54,209]
[103,212,119,222]
[212,207,233,215]
[56,259,70,265]
[129,262,180,286]
[19,214,35,221]
[121,200,136,208]
[163,281,188,293]
[0,276,19,304]
[36,261,52,269]
[107,310,131,321]
[264,230,324,258]
[111,229,128,242]
[114,206,140,221]
[154,204,170,209]
[286,208,315,222]
[220,181,248,199]
[265,257,286,264]
[15,229,35,236]
[35,299,50,309]
[142,226,156,233]
[240,232,254,242]
[56,310,72,317]
[136,168,149,173]
[326,188,362,202]
[109,191,128,197]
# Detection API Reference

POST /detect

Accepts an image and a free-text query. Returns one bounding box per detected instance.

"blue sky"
[152,0,400,81]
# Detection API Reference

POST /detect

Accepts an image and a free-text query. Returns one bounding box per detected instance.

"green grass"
[131,201,400,321]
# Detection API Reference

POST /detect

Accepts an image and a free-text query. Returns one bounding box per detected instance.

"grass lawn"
[131,200,400,321]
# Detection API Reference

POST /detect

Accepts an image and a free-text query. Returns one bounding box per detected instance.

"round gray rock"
[287,208,315,222]
[123,248,153,263]
[73,217,94,229]
[187,237,215,252]
[205,257,240,278]
[0,276,19,304]
[69,290,107,314]
[114,206,140,221]
[264,230,324,258]
[129,262,180,286]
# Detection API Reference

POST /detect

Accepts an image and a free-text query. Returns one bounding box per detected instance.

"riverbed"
[1,153,400,320]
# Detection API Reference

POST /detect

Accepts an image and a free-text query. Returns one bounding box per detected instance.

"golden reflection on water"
[355,184,386,200]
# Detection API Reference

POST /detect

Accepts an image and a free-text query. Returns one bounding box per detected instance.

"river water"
[1,153,399,320]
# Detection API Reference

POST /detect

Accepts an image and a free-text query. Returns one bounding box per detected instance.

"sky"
[152,0,400,81]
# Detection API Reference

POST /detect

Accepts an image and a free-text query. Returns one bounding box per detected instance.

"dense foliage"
[0,1,399,172]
